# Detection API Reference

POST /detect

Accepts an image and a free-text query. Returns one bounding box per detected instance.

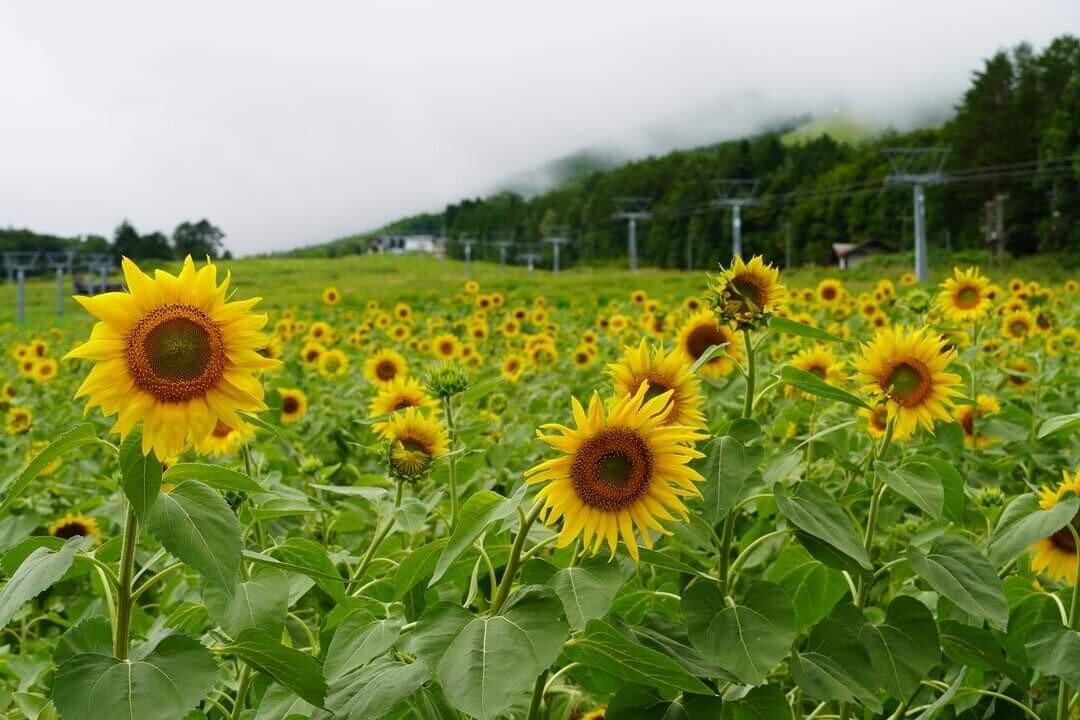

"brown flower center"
[51,521,91,539]
[731,275,766,311]
[127,305,225,403]
[376,359,398,381]
[571,428,653,510]
[885,359,932,407]
[282,396,300,414]
[685,322,724,361]
[955,285,980,309]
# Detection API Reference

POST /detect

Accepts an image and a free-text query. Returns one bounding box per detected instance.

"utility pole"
[712,179,757,260]
[612,197,651,272]
[3,252,41,323]
[543,236,570,276]
[492,240,514,271]
[686,232,693,271]
[460,238,478,276]
[520,251,541,273]
[883,148,950,283]
[45,251,75,316]
[783,222,793,269]
[995,194,1007,266]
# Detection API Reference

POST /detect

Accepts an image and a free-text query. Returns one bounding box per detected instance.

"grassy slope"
[1,252,1070,330]
[780,113,877,146]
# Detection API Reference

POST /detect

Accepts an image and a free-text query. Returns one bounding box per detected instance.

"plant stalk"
[442,394,460,528]
[742,328,756,419]
[113,504,139,660]
[490,502,544,615]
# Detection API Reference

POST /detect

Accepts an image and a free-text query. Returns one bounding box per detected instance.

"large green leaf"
[549,557,624,630]
[764,545,848,631]
[119,432,162,523]
[51,634,217,720]
[699,435,763,523]
[1026,621,1080,687]
[53,616,112,665]
[907,535,1008,629]
[0,536,82,628]
[1,424,103,515]
[254,683,314,720]
[1004,593,1060,665]
[780,366,870,409]
[875,461,944,518]
[228,628,328,708]
[392,538,448,599]
[775,483,871,570]
[989,492,1080,567]
[164,462,263,493]
[790,611,881,711]
[607,685,722,720]
[437,586,569,719]
[269,537,345,602]
[325,609,405,681]
[719,685,793,719]
[204,568,289,638]
[325,657,430,720]
[398,602,473,668]
[860,596,940,700]
[145,480,241,594]
[565,619,713,695]
[908,455,965,523]
[939,620,1026,687]
[429,490,514,586]
[1038,412,1080,439]
[682,581,795,685]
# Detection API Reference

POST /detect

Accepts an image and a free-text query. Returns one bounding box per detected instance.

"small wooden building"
[832,239,888,270]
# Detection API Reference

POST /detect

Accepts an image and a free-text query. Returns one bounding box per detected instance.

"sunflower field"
[0,254,1077,720]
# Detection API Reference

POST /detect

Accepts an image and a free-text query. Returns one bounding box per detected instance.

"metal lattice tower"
[712,179,758,260]
[542,236,570,276]
[612,197,651,272]
[492,240,515,271]
[83,254,113,295]
[520,251,541,273]
[884,148,950,282]
[2,252,41,323]
[460,238,478,275]
[45,251,76,316]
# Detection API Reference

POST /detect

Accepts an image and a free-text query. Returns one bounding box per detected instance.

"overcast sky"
[2,1,1077,256]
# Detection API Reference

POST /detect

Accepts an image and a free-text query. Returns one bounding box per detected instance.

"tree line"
[0,219,230,263]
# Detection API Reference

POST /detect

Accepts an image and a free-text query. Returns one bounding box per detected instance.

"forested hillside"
[301,36,1080,268]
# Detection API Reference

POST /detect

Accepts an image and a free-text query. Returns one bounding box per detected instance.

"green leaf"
[907,535,1008,629]
[254,683,314,720]
[1004,593,1060,665]
[860,596,940,700]
[550,557,624,630]
[764,545,848,631]
[204,568,289,638]
[1026,621,1080,687]
[51,634,217,720]
[682,581,795,685]
[392,538,448,599]
[875,461,944,518]
[775,483,871,570]
[437,586,569,719]
[699,435,764,524]
[719,685,793,720]
[0,424,102,515]
[269,537,345,602]
[939,620,1026,687]
[429,490,513,586]
[229,628,328,708]
[119,432,162,523]
[53,616,112,665]
[638,548,708,578]
[164,463,263,493]
[325,609,404,681]
[565,619,713,696]
[145,480,241,594]
[790,612,881,711]
[908,455,964,523]
[780,366,870,410]
[398,602,473,668]
[1038,412,1080,439]
[0,536,81,628]
[607,685,722,720]
[769,316,844,343]
[989,492,1080,567]
[325,657,430,720]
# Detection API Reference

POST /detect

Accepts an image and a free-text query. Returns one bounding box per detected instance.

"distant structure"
[712,179,758,259]
[612,197,651,272]
[884,148,950,282]
[371,234,445,258]
[832,239,888,270]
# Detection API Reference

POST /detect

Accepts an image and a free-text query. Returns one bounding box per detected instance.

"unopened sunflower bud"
[426,362,470,398]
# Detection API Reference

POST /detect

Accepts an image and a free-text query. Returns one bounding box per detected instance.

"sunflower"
[608,314,629,333]
[48,513,100,540]
[631,290,647,305]
[318,349,350,378]
[675,311,743,379]
[364,349,408,387]
[278,387,308,424]
[431,333,460,361]
[786,345,844,399]
[1002,357,1033,388]
[852,326,963,439]
[581,710,606,720]
[464,280,479,294]
[308,321,332,342]
[572,346,594,368]
[899,272,917,286]
[195,419,255,457]
[525,384,706,560]
[816,279,844,306]
[390,323,411,342]
[500,354,526,383]
[65,257,277,458]
[609,340,705,430]
[953,394,1001,448]
[380,407,449,480]
[709,255,785,328]
[858,401,915,441]
[937,267,992,323]
[369,377,437,419]
[1001,310,1034,343]
[1031,470,1080,583]
[322,286,341,305]
[32,358,58,383]
[6,406,31,435]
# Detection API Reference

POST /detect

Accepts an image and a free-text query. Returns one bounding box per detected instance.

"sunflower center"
[1051,525,1078,552]
[731,276,765,310]
[821,286,837,301]
[212,420,232,438]
[571,428,653,510]
[391,437,433,476]
[885,361,931,406]
[52,521,90,539]
[807,364,827,379]
[388,396,415,412]
[376,360,397,381]
[956,285,980,309]
[686,323,723,361]
[1009,321,1028,337]
[282,396,300,414]
[127,306,226,403]
[641,376,672,403]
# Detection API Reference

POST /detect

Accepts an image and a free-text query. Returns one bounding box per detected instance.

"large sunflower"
[608,340,706,430]
[379,407,450,480]
[1031,469,1080,583]
[786,345,844,399]
[66,257,277,458]
[675,311,743,379]
[524,383,707,560]
[937,266,992,323]
[852,325,963,439]
[364,348,408,387]
[369,377,438,419]
[709,254,785,328]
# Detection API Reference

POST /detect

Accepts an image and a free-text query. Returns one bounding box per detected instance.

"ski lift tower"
[884,147,950,283]
[83,254,112,295]
[45,251,76,316]
[712,179,758,260]
[543,236,570,276]
[460,238,478,276]
[520,250,541,273]
[612,197,652,272]
[492,240,515,272]
[3,252,40,323]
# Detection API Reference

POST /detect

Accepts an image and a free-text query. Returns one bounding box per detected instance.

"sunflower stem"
[351,480,404,593]
[526,669,549,720]
[741,328,756,419]
[1056,525,1080,720]
[113,503,139,660]
[717,509,736,598]
[855,417,896,608]
[230,663,252,720]
[969,320,981,456]
[442,394,460,529]
[490,502,543,615]
[727,528,790,586]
